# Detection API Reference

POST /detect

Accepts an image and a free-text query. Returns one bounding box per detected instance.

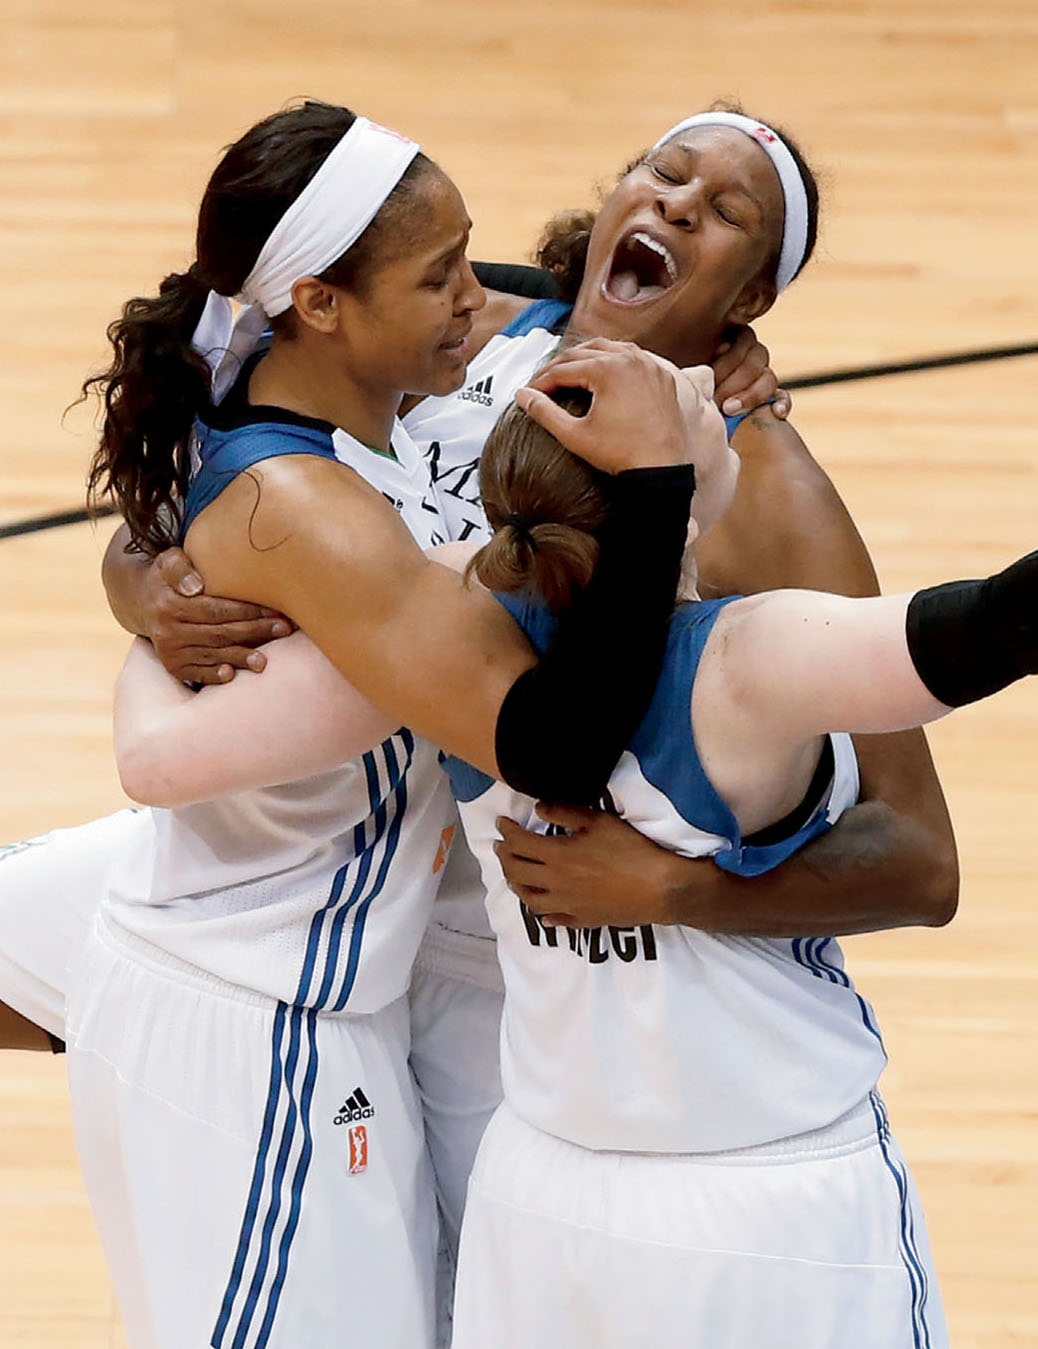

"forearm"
[513,720,960,933]
[102,523,153,635]
[114,639,196,802]
[661,726,958,936]
[185,444,695,794]
[115,631,397,807]
[659,798,956,936]
[496,464,696,802]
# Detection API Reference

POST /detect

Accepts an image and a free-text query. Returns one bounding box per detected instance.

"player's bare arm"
[184,455,532,777]
[102,523,294,684]
[500,407,959,933]
[184,342,701,781]
[114,632,398,807]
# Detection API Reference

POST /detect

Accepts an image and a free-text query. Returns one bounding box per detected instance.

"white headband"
[651,112,809,292]
[191,115,420,402]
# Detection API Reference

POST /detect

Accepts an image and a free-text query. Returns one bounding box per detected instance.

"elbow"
[116,742,176,809]
[117,761,158,809]
[916,837,959,927]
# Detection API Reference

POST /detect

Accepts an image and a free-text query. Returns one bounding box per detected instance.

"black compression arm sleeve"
[495,464,695,804]
[472,261,562,300]
[906,549,1038,707]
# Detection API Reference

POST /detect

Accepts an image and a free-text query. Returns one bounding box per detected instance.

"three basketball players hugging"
[0,96,1034,1348]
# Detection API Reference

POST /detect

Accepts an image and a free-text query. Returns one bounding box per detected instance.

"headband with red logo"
[651,112,809,292]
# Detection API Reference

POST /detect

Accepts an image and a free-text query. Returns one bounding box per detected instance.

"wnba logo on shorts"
[348,1125,368,1175]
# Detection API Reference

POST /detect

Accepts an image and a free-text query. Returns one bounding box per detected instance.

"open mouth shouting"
[604,230,679,305]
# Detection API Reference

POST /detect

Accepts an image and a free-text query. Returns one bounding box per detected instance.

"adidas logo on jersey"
[459,375,494,406]
[334,1086,376,1125]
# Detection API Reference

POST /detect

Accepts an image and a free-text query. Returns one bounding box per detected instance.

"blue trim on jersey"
[723,405,756,438]
[446,755,495,803]
[334,732,414,1010]
[182,420,338,539]
[868,1091,933,1348]
[311,752,385,1010]
[234,1004,308,1349]
[624,598,743,843]
[256,1007,320,1349]
[213,731,416,1347]
[792,938,884,1043]
[499,297,572,338]
[213,1003,288,1348]
[443,592,840,878]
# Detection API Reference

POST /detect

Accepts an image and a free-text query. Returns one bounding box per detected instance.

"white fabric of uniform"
[0,810,143,1038]
[408,931,504,1349]
[401,307,565,1328]
[446,589,945,1347]
[68,910,436,1349]
[403,308,562,572]
[402,308,563,944]
[452,1100,948,1349]
[104,422,453,1012]
[454,735,879,1153]
[62,414,452,1349]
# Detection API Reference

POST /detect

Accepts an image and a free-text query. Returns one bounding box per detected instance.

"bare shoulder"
[468,289,529,358]
[429,539,481,574]
[699,408,879,599]
[184,453,413,601]
[731,407,836,497]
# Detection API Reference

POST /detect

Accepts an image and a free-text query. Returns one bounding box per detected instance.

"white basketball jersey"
[445,593,888,1154]
[403,300,568,940]
[403,299,757,947]
[105,414,457,1013]
[403,299,569,546]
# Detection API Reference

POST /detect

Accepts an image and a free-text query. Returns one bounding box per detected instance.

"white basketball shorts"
[0,809,141,1037]
[67,910,437,1349]
[409,922,504,1244]
[409,922,504,1349]
[452,1098,948,1349]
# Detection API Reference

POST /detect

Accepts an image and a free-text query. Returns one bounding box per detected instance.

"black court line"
[783,340,1038,390]
[0,503,116,540]
[2,340,1035,542]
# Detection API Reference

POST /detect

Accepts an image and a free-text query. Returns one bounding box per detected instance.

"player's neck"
[248,343,397,453]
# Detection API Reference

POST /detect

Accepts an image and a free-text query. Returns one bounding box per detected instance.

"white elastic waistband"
[413,921,504,993]
[94,907,390,1019]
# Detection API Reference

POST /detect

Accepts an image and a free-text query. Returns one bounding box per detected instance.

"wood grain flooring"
[0,0,1036,1342]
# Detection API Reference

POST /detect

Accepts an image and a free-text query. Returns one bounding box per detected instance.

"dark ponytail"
[84,268,211,553]
[85,99,435,553]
